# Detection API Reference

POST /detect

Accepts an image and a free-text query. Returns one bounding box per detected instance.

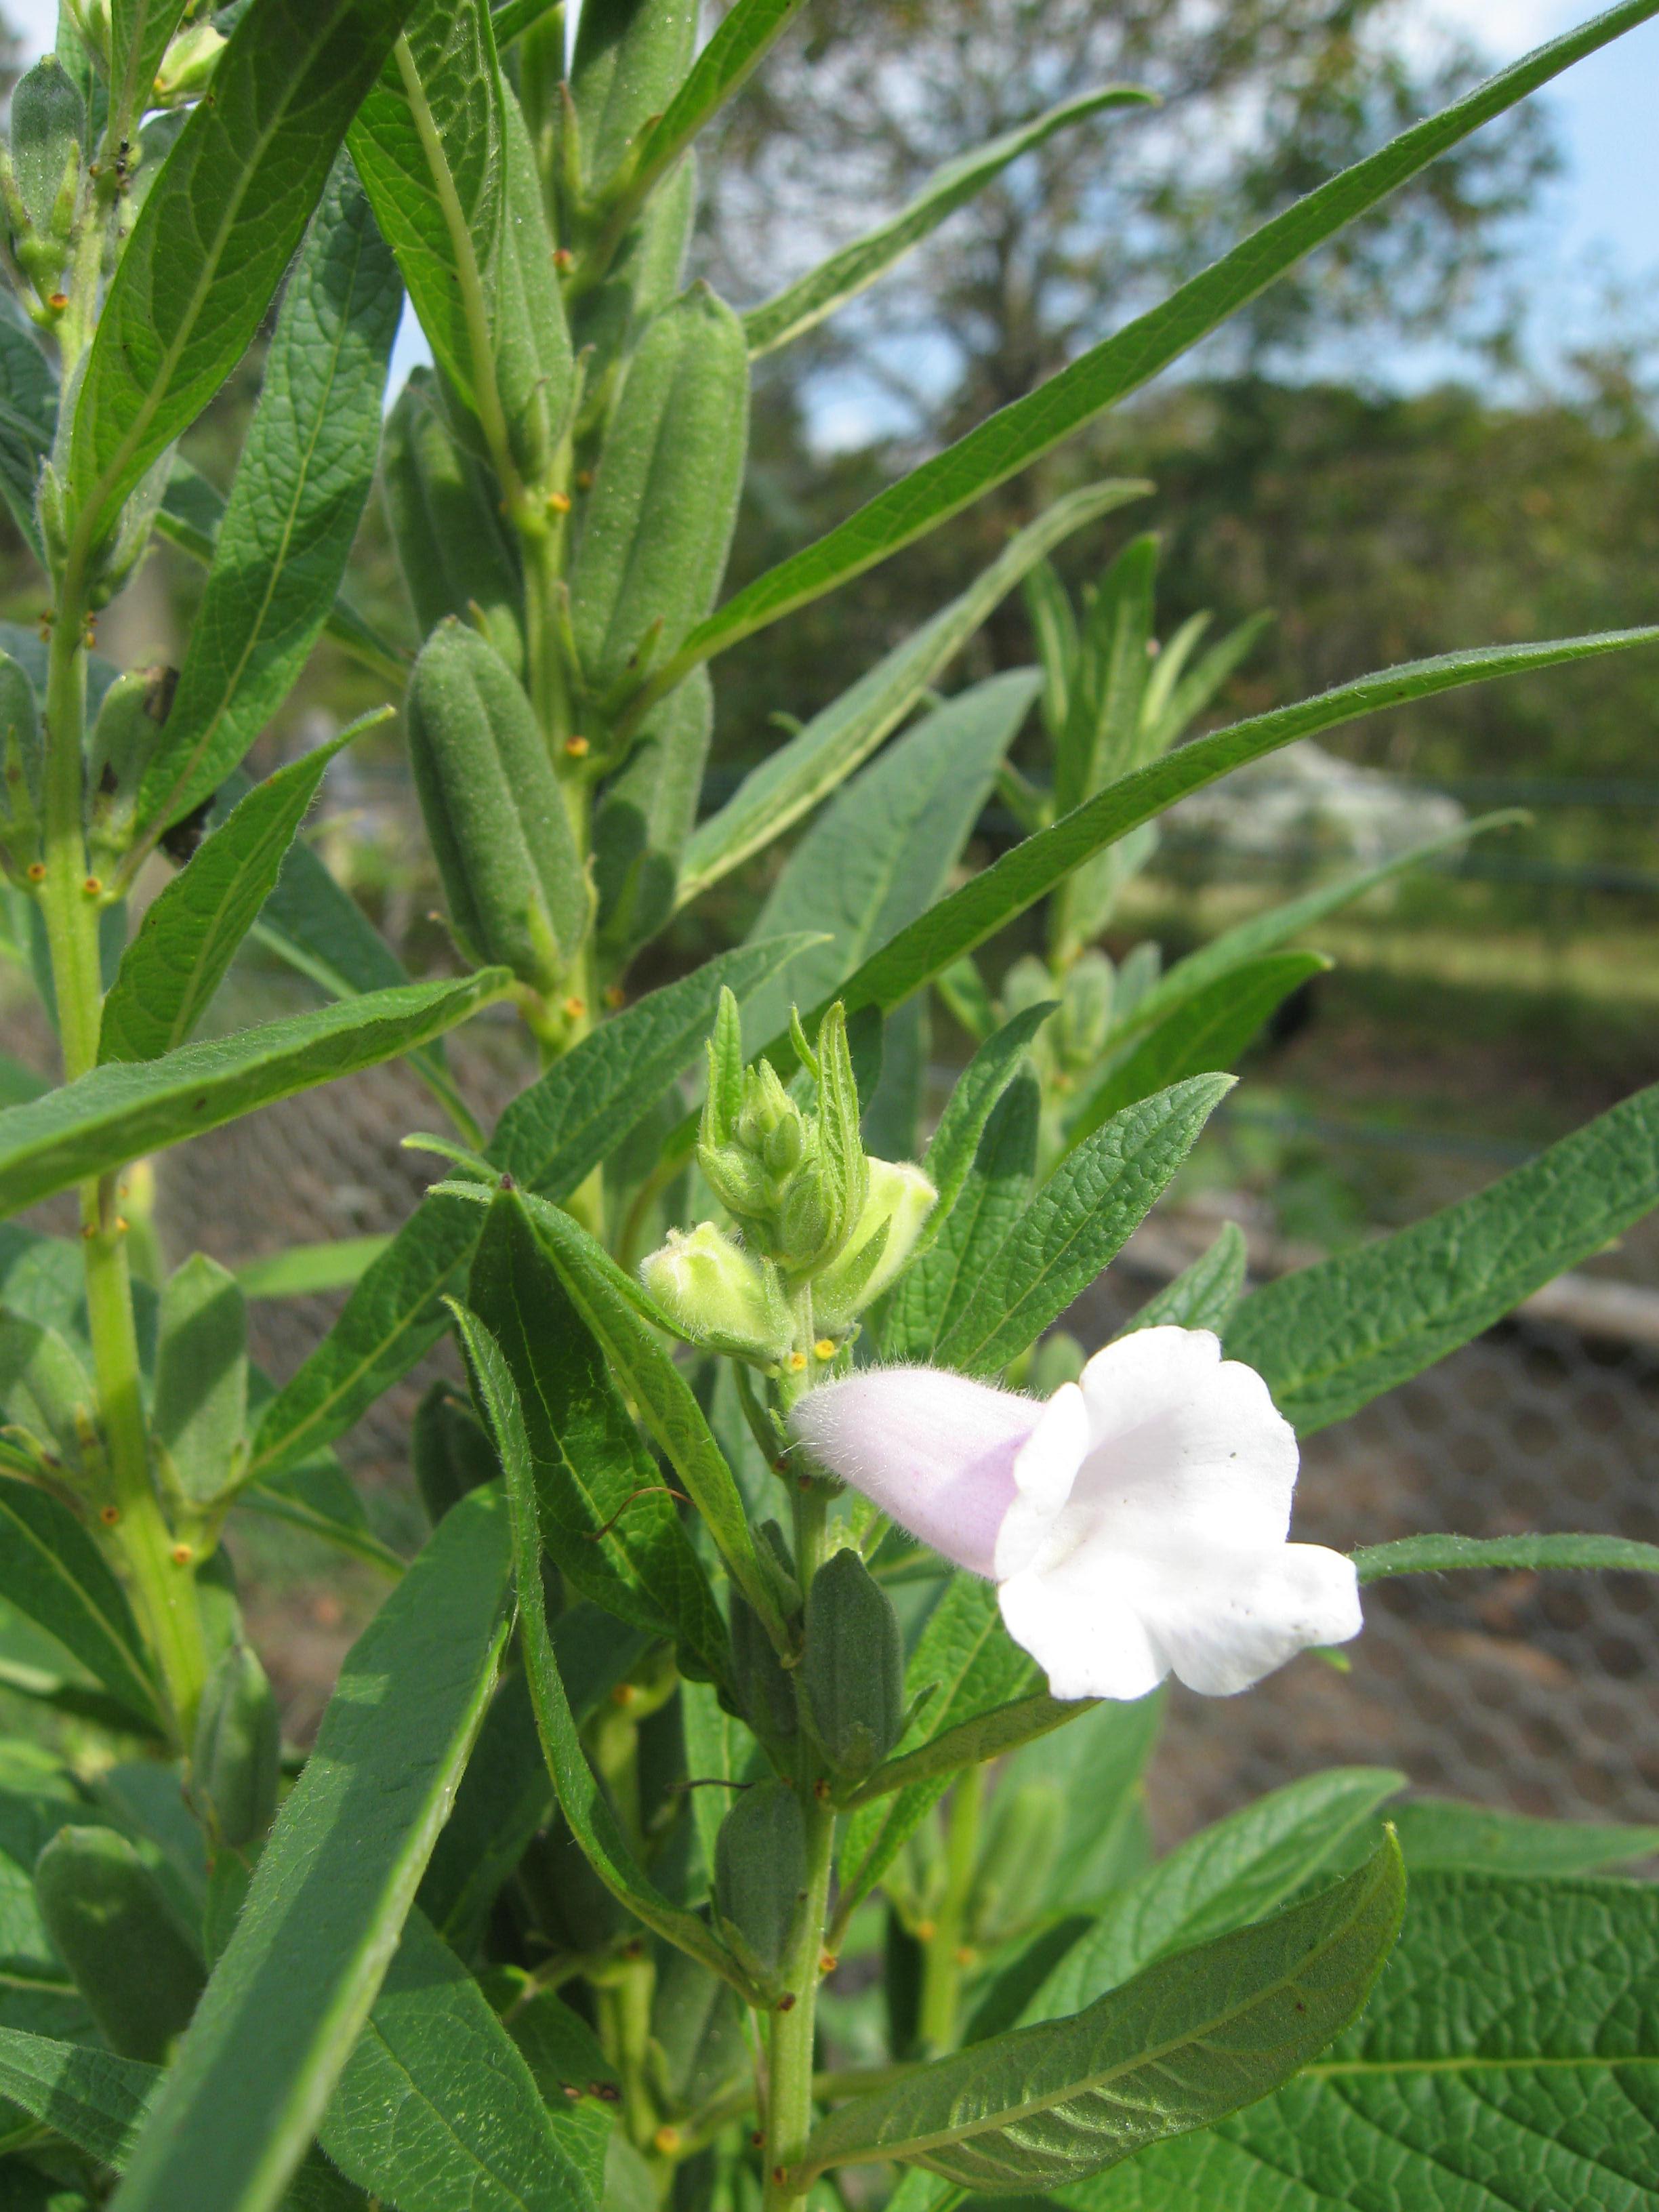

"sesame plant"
[3,3,1659,2211]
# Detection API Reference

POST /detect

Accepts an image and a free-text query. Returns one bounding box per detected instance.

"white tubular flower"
[789,1326,1361,1702]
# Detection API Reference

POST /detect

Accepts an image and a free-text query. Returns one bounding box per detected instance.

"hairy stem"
[918,1764,985,2054]
[36,577,207,1744]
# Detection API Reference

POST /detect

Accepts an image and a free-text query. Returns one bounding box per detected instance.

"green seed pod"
[970,1781,1065,1944]
[496,94,575,489]
[570,155,699,411]
[34,1826,205,2062]
[571,284,749,701]
[801,1548,904,1784]
[382,370,525,676]
[592,666,712,963]
[571,0,699,193]
[413,1380,500,1528]
[9,55,84,236]
[729,1591,796,1746]
[714,1780,805,1977]
[0,650,42,875]
[406,618,589,991]
[192,1641,281,1850]
[86,663,176,873]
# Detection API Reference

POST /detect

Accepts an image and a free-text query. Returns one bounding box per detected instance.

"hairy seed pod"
[34,1826,205,2063]
[571,0,699,192]
[592,667,712,962]
[406,618,590,991]
[86,663,175,872]
[10,54,84,236]
[571,285,749,700]
[729,1591,798,1746]
[714,1780,806,1976]
[0,650,41,872]
[496,94,575,489]
[801,1547,905,1784]
[192,1641,281,1850]
[382,369,525,676]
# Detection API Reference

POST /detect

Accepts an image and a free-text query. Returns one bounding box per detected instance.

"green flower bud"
[714,1780,806,1978]
[9,55,84,239]
[153,19,226,105]
[801,1547,904,1784]
[1002,954,1057,1023]
[640,1223,791,1364]
[696,1139,773,1225]
[192,1641,281,1850]
[0,651,42,878]
[814,1158,938,1332]
[1057,951,1114,1071]
[87,664,176,872]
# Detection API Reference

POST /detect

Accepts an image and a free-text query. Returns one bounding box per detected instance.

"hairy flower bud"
[640,1223,792,1365]
[814,1158,938,1332]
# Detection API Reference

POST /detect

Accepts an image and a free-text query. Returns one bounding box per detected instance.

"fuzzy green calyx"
[814,1158,939,1332]
[640,1222,792,1365]
[697,991,869,1284]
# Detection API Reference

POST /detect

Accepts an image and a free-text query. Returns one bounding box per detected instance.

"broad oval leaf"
[797,1833,1405,2191]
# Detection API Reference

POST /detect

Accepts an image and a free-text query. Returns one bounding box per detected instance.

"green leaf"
[621,0,808,212]
[320,1908,596,2212]
[798,1834,1405,2190]
[102,731,361,1063]
[349,1,570,493]
[1024,1770,1405,2025]
[836,1577,1040,1931]
[745,89,1150,357]
[663,3,1659,674]
[819,630,1659,1044]
[1389,1799,1659,1877]
[66,0,416,563]
[133,162,402,841]
[1227,1082,1659,1433]
[0,297,56,562]
[885,1070,1040,1366]
[234,1238,390,1301]
[741,672,1040,1049]
[1060,1869,1659,2212]
[249,937,812,1481]
[108,2,191,152]
[416,1664,550,1952]
[935,1075,1232,1377]
[508,1193,787,1650]
[1067,951,1328,1147]
[844,1692,1082,1808]
[0,2026,154,2171]
[1353,1530,1659,1580]
[918,1005,1056,1246]
[679,485,1145,905]
[110,1486,513,2212]
[152,1256,247,1508]
[1107,809,1523,1056]
[468,1196,729,1683]
[0,970,506,1221]
[0,1478,163,1734]
[447,1301,757,2000]
[1118,1222,1247,1337]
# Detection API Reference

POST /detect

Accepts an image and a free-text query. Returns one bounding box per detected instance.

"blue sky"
[9,0,1655,402]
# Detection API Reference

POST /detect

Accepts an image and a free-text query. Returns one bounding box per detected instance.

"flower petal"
[996,1382,1090,1581]
[790,1366,1038,1577]
[998,1561,1164,1702]
[1124,1540,1364,1696]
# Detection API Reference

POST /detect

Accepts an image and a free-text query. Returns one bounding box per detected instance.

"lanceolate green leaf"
[1025,1769,1406,2024]
[1390,1799,1659,1877]
[0,1477,164,1734]
[248,937,813,1483]
[468,1196,730,1683]
[740,671,1040,1048]
[678,485,1145,904]
[449,1300,759,2001]
[843,1691,1078,1807]
[1066,950,1328,1147]
[820,630,1659,1044]
[320,1908,596,2212]
[743,87,1152,357]
[918,1004,1056,1248]
[108,3,192,154]
[66,0,416,566]
[1119,1221,1247,1337]
[0,970,507,1221]
[0,295,56,560]
[102,730,362,1065]
[110,1488,513,2212]
[512,1193,788,1650]
[0,2026,154,2170]
[935,1075,1233,1377]
[1227,1082,1659,1432]
[234,1238,391,1301]
[1061,1870,1659,2212]
[1353,1531,1659,1580]
[623,0,808,211]
[798,1835,1405,2190]
[655,3,1659,677]
[134,162,402,842]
